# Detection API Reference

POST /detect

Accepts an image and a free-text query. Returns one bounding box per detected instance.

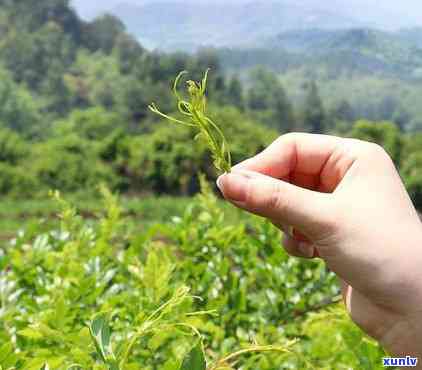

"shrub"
[0,162,37,197]
[349,120,403,165]
[128,106,277,194]
[0,181,387,369]
[31,135,119,193]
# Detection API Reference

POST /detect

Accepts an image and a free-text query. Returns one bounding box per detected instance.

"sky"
[71,0,422,9]
[71,0,422,27]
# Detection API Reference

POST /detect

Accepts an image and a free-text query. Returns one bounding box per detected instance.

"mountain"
[71,0,422,51]
[96,1,368,51]
[217,28,422,80]
[268,28,419,53]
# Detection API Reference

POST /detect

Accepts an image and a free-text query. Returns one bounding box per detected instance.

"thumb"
[217,170,334,238]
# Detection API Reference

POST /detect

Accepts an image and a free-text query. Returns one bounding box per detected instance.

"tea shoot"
[149,70,232,173]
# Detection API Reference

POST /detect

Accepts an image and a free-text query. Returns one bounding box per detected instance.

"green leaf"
[0,342,18,368]
[17,327,43,340]
[180,343,206,370]
[149,70,232,174]
[0,343,14,363]
[88,312,115,364]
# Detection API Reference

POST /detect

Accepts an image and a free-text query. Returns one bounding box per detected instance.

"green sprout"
[149,70,232,173]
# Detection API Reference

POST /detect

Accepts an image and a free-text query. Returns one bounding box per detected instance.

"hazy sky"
[72,0,422,27]
[72,0,422,8]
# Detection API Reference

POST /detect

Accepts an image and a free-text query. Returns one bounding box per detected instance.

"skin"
[217,133,422,362]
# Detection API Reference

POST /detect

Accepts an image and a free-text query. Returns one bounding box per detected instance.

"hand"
[217,133,422,358]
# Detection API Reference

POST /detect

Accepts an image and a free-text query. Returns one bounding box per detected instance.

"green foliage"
[0,68,41,135]
[401,151,422,209]
[129,106,276,194]
[53,107,124,141]
[63,50,126,111]
[247,68,295,132]
[30,135,118,193]
[2,0,422,214]
[0,2,416,368]
[349,120,404,164]
[0,128,28,164]
[0,183,387,369]
[224,75,244,111]
[83,14,126,54]
[0,162,37,197]
[180,343,206,370]
[302,81,326,134]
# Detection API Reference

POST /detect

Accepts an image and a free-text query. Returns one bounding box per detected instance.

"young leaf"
[149,70,232,174]
[88,313,116,364]
[180,343,206,370]
[18,327,44,340]
[0,342,17,368]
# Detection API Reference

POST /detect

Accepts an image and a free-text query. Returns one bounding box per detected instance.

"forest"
[0,0,422,205]
[0,0,420,368]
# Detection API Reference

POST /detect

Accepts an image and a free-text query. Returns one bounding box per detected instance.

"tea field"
[0,182,389,369]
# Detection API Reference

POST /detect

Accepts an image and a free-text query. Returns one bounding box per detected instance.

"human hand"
[217,133,422,358]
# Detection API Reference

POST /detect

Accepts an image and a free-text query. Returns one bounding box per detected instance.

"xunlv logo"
[383,356,418,367]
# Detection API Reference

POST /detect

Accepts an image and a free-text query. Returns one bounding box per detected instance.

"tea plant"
[0,182,388,369]
[149,70,232,173]
[0,187,293,369]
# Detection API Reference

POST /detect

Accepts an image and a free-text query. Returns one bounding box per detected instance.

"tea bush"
[0,182,387,369]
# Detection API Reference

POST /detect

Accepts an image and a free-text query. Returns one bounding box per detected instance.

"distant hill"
[217,28,422,80]
[268,28,422,53]
[105,1,368,51]
[72,0,422,51]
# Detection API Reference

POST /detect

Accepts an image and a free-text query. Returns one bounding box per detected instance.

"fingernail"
[297,242,315,258]
[216,175,224,192]
[219,172,249,203]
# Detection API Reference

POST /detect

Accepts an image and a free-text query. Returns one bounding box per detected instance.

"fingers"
[217,169,334,238]
[273,221,319,259]
[234,133,343,179]
[233,133,361,194]
[339,279,353,312]
[283,234,316,259]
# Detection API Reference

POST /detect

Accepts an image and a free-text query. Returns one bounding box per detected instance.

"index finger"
[234,133,344,179]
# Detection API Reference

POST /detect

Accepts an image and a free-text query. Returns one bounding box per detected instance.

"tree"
[272,84,295,132]
[392,107,411,131]
[82,14,126,54]
[193,48,221,77]
[0,21,76,90]
[53,107,124,141]
[2,0,81,38]
[0,68,41,135]
[333,99,355,122]
[377,95,398,121]
[31,135,118,192]
[0,128,28,164]
[226,75,244,111]
[247,68,273,111]
[64,50,125,110]
[303,81,326,133]
[401,152,422,210]
[247,68,295,132]
[349,120,403,165]
[113,33,145,74]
